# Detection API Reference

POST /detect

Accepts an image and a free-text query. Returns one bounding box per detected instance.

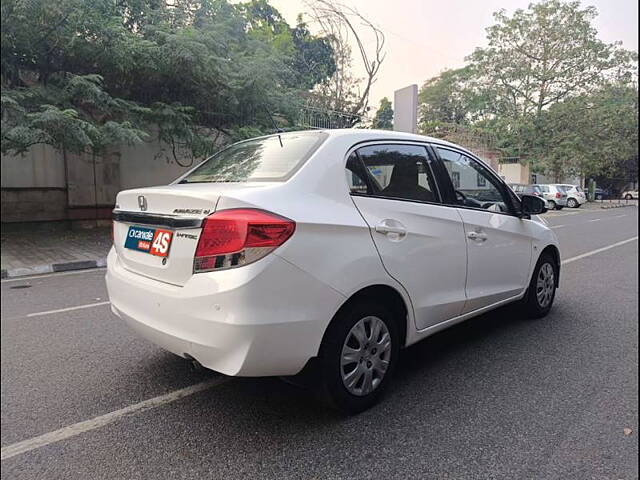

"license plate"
[124,226,173,257]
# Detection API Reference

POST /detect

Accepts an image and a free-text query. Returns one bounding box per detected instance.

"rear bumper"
[106,248,345,376]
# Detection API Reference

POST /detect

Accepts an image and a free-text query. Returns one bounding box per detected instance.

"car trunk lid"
[112,183,272,286]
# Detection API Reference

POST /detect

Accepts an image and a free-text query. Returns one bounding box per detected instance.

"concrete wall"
[119,139,201,190]
[1,144,66,188]
[1,144,67,222]
[498,163,531,184]
[1,130,226,223]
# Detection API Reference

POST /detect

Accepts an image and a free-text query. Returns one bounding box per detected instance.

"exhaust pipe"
[183,354,204,372]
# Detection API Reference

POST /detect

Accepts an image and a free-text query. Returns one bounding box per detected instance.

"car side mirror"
[521,194,547,217]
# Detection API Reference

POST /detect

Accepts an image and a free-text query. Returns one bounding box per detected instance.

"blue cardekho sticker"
[125,226,156,252]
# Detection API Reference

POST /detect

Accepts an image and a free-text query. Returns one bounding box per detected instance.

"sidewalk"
[587,198,637,209]
[1,227,111,279]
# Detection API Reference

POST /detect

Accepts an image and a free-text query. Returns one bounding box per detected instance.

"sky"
[270,0,639,111]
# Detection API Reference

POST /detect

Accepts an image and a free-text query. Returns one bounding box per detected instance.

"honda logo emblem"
[138,195,147,211]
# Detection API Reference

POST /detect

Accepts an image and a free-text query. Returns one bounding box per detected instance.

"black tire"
[318,301,400,414]
[521,253,558,319]
[626,194,633,200]
[596,194,602,201]
[556,205,564,210]
[567,198,578,208]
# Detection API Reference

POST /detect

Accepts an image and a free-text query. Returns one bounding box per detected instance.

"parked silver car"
[509,184,550,209]
[533,184,568,210]
[552,184,586,208]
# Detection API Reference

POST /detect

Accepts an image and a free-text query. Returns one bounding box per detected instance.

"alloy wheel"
[536,263,555,308]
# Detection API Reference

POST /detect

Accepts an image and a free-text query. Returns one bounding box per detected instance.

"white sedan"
[107,129,560,413]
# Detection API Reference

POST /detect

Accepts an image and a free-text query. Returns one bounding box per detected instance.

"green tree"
[538,82,638,183]
[469,0,635,120]
[372,97,393,129]
[417,0,638,181]
[0,0,336,158]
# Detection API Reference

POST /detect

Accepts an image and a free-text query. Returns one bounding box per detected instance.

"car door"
[434,147,533,313]
[345,143,468,330]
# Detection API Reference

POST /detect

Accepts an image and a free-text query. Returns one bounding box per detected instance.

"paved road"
[1,206,638,479]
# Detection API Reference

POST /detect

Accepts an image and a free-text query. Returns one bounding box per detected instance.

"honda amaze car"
[106,130,560,413]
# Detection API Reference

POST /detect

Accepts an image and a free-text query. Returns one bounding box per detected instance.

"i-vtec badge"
[138,195,147,211]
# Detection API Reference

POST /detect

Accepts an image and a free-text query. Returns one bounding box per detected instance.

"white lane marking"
[1,268,106,283]
[562,237,638,265]
[588,218,601,222]
[614,214,627,218]
[26,301,110,318]
[0,377,229,461]
[551,224,566,229]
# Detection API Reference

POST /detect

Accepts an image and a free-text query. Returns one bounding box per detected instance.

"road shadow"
[155,302,543,431]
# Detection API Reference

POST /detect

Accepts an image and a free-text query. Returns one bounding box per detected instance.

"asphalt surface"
[1,206,638,479]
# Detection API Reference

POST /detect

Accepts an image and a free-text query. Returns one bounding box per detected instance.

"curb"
[1,257,107,280]
[600,203,632,209]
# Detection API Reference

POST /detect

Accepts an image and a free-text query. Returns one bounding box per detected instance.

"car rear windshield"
[178,131,328,183]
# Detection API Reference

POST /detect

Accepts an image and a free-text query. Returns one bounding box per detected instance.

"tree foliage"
[1,0,336,157]
[418,0,638,182]
[372,97,393,129]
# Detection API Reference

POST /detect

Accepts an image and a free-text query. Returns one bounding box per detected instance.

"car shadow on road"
[156,302,540,427]
[396,303,529,381]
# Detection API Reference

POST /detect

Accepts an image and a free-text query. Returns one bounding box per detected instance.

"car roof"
[259,128,478,157]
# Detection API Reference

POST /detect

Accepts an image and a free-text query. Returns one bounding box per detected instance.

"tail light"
[194,209,295,273]
[555,192,561,198]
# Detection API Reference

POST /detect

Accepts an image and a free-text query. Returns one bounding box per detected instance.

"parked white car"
[553,184,587,208]
[622,190,638,200]
[106,130,560,413]
[533,184,568,210]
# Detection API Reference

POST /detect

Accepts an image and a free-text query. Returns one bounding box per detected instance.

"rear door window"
[350,144,440,203]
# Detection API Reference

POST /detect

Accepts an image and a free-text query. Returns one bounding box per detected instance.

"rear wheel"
[548,200,557,210]
[567,198,578,208]
[521,253,558,318]
[626,194,633,200]
[319,301,399,414]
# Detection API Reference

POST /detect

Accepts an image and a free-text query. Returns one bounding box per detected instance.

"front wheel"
[626,194,633,200]
[319,302,399,414]
[521,253,558,319]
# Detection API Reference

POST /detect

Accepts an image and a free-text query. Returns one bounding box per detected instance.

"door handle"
[375,225,406,235]
[467,231,487,241]
[375,220,407,240]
